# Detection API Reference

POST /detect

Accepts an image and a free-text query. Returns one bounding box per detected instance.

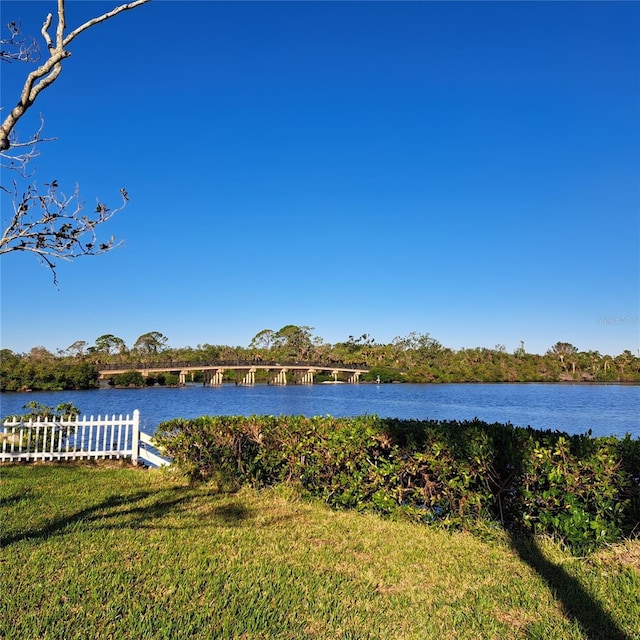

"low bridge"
[99,361,370,386]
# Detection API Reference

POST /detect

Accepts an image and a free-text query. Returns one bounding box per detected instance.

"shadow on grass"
[380,417,634,640]
[212,502,251,523]
[1,486,253,546]
[0,488,33,507]
[508,532,631,640]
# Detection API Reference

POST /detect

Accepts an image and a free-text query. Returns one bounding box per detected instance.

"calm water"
[1,383,638,439]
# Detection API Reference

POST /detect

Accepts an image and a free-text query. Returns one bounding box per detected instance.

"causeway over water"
[99,361,369,385]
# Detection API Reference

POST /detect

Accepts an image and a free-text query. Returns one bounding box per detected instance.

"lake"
[1,383,638,439]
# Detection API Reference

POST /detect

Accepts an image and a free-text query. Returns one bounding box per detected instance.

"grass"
[1,462,638,640]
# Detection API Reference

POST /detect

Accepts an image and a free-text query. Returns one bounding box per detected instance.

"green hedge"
[154,415,640,552]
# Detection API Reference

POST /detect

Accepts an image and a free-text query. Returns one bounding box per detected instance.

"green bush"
[361,367,405,383]
[109,371,145,387]
[143,373,180,386]
[7,401,81,420]
[154,415,640,552]
[517,435,628,549]
[3,402,82,453]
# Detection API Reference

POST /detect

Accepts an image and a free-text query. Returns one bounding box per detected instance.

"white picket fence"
[0,409,170,467]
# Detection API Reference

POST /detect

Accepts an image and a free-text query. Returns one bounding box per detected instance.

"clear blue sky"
[1,0,638,356]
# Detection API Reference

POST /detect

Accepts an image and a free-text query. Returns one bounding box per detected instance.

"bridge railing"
[99,360,368,371]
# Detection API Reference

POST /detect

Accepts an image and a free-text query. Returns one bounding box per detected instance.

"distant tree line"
[1,326,639,392]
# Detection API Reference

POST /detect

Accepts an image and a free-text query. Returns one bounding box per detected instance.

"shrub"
[517,434,629,550]
[361,367,405,383]
[144,373,180,386]
[109,371,145,387]
[154,415,640,552]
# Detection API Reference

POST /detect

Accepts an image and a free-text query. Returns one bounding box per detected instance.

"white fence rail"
[0,409,170,466]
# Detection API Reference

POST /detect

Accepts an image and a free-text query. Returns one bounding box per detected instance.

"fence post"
[131,409,140,465]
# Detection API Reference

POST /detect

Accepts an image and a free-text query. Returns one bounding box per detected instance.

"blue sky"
[1,0,638,356]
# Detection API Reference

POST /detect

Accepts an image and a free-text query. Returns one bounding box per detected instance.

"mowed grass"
[1,464,638,640]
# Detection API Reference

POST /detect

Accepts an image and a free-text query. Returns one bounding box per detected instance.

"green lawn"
[1,463,638,640]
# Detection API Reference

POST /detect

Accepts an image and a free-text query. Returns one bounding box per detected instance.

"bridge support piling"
[271,368,288,385]
[299,368,315,385]
[205,368,225,386]
[240,368,256,386]
[98,363,368,386]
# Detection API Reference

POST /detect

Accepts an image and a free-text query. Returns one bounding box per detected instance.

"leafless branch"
[0,0,151,283]
[0,0,152,152]
[0,181,129,285]
[0,20,40,64]
[0,115,56,177]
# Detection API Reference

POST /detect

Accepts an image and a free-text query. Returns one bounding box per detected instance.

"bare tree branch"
[0,181,129,286]
[0,20,40,64]
[0,115,56,177]
[0,0,151,283]
[63,0,150,47]
[0,0,152,152]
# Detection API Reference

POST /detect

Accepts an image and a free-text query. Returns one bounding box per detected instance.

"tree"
[26,345,55,361]
[65,340,87,358]
[546,342,578,368]
[332,334,378,365]
[514,340,527,358]
[133,331,168,355]
[272,325,317,361]
[0,0,151,283]
[614,350,635,376]
[88,334,128,363]
[93,334,127,356]
[389,332,442,370]
[249,329,277,351]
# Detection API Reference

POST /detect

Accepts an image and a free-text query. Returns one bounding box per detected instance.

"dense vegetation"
[3,464,639,639]
[1,325,639,391]
[155,414,640,554]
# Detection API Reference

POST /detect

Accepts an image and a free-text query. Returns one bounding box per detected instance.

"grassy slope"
[1,463,638,640]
